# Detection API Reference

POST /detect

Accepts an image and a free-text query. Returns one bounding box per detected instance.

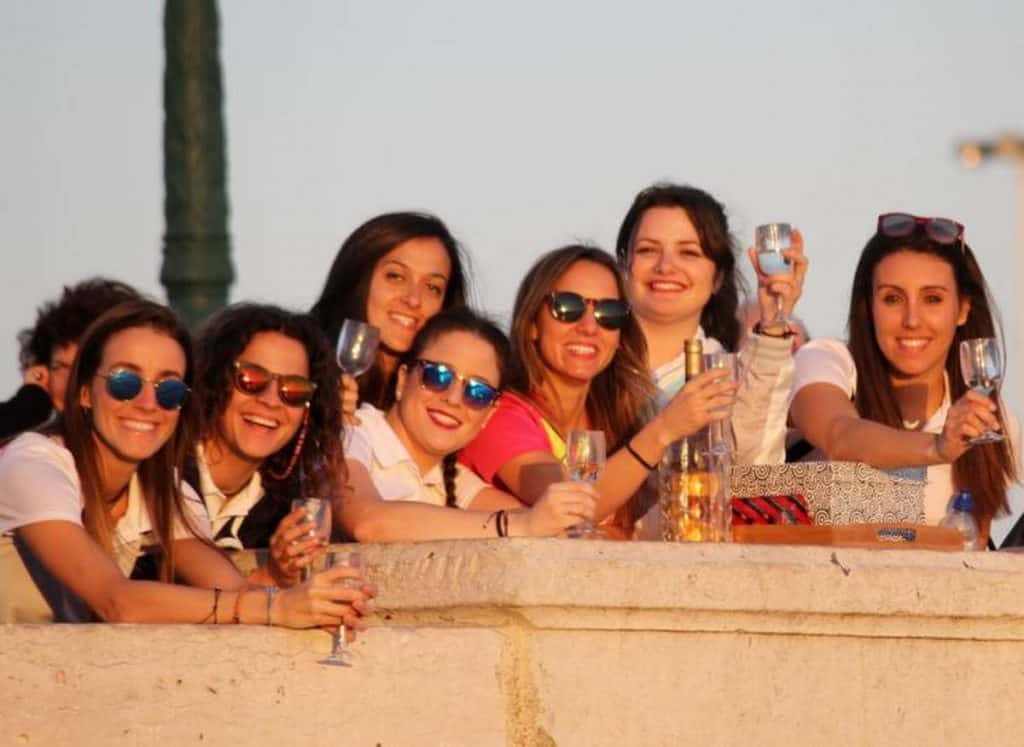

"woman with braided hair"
[339,308,597,541]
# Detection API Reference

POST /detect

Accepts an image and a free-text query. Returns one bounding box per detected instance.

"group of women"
[0,180,1018,626]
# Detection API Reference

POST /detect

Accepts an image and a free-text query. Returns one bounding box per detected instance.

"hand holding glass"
[565,430,605,538]
[319,550,366,667]
[755,223,793,325]
[958,338,1004,445]
[290,498,332,580]
[336,320,380,377]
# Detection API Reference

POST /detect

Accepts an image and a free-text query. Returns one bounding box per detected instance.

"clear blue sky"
[3,0,1023,407]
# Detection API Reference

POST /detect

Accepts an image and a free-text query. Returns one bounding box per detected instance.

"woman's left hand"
[747,227,809,324]
[267,507,327,588]
[340,373,360,426]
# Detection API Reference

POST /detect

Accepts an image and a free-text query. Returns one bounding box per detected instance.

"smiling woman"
[309,212,470,413]
[339,308,598,541]
[0,300,373,628]
[459,245,737,537]
[184,303,344,588]
[789,214,1021,542]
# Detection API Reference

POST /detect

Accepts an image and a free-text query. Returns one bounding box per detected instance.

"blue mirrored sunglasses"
[415,359,500,410]
[99,369,190,410]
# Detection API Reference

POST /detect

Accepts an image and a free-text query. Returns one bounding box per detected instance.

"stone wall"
[4,539,1024,745]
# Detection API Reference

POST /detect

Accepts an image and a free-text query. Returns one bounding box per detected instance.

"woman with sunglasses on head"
[339,308,598,541]
[460,245,737,537]
[310,212,470,419]
[615,183,809,465]
[184,303,345,588]
[0,301,372,629]
[789,213,1019,542]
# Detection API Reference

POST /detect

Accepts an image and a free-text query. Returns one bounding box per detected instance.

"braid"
[442,452,459,508]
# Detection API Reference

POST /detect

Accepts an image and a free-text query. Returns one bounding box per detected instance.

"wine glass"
[755,223,793,325]
[958,338,1005,445]
[336,319,380,377]
[290,497,332,581]
[319,550,366,668]
[703,351,738,456]
[565,430,605,539]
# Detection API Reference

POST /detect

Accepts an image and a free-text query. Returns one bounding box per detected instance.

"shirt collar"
[195,443,265,520]
[357,404,443,486]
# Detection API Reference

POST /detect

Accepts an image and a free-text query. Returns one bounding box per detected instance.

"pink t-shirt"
[460,391,564,488]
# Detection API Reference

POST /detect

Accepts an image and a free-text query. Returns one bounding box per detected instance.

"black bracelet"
[625,441,657,471]
[496,509,509,538]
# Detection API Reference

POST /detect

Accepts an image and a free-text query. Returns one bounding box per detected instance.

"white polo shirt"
[194,444,266,552]
[345,404,487,509]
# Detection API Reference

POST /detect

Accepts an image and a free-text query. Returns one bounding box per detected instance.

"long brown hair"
[509,245,655,449]
[847,229,1016,524]
[46,300,200,581]
[615,183,746,351]
[309,212,471,408]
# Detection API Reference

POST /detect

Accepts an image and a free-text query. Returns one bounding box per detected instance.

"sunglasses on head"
[877,213,964,247]
[414,359,500,410]
[547,292,630,331]
[99,369,190,410]
[232,361,316,408]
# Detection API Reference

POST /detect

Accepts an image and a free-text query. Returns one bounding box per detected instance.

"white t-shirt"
[345,404,487,509]
[0,432,210,574]
[792,338,1021,524]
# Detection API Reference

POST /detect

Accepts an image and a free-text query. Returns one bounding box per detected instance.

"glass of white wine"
[289,497,332,581]
[336,319,380,377]
[318,550,366,668]
[755,222,793,325]
[565,430,605,539]
[958,338,1004,445]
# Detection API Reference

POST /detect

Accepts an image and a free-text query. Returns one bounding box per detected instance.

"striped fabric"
[731,495,812,525]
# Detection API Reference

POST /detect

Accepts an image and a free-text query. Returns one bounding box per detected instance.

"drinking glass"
[959,338,1005,444]
[755,223,793,325]
[565,430,605,539]
[319,550,366,668]
[336,319,380,377]
[290,497,332,581]
[704,351,739,456]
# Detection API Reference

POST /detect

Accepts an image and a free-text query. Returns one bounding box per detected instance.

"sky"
[3,1,1023,404]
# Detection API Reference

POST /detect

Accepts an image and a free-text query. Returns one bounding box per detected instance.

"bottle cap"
[952,490,974,513]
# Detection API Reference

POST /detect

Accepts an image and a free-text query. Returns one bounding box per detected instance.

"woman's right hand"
[22,364,49,389]
[340,373,360,425]
[274,566,377,629]
[656,368,737,444]
[267,508,326,588]
[524,480,599,536]
[935,390,1001,462]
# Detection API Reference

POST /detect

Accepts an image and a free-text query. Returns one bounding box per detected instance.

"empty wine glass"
[319,550,366,668]
[290,497,332,580]
[755,223,793,325]
[565,430,605,539]
[959,338,1005,445]
[704,351,738,456]
[336,319,380,377]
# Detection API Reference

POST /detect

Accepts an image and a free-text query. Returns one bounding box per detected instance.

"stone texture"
[4,540,1024,745]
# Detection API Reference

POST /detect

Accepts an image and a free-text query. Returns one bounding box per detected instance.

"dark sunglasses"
[232,361,316,408]
[415,359,501,410]
[547,291,630,330]
[99,369,190,410]
[877,213,965,247]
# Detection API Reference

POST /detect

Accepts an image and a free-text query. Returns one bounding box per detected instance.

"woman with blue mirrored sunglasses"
[98,368,190,410]
[337,308,599,542]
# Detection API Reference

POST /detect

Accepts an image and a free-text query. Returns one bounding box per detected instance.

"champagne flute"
[290,497,332,581]
[704,351,738,456]
[319,550,366,668]
[565,430,605,539]
[959,338,1005,444]
[755,223,793,325]
[336,319,381,377]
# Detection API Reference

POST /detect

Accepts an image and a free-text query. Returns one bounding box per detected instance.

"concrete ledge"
[4,540,1024,745]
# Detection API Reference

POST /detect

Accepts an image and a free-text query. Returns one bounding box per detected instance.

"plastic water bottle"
[940,491,980,551]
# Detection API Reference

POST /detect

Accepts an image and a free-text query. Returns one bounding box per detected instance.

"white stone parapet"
[3,539,1024,745]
